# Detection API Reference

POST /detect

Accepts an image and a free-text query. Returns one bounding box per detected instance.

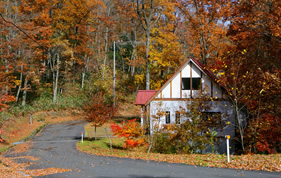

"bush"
[111,119,146,149]
[151,132,175,154]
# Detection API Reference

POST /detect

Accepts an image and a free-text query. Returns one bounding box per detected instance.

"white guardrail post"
[225,135,230,163]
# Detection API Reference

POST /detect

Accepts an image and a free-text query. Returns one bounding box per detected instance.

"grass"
[77,140,281,172]
[79,138,124,151]
[84,123,114,138]
[0,146,13,154]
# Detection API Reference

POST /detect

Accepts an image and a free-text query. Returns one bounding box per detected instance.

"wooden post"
[29,115,33,125]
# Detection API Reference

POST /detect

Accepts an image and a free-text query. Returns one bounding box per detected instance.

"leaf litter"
[0,141,71,177]
[77,141,281,172]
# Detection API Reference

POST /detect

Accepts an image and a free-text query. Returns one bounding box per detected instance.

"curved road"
[4,121,281,178]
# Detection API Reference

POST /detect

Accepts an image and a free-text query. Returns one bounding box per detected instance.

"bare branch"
[0,13,47,51]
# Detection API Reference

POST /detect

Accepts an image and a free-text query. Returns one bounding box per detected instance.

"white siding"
[192,64,201,77]
[162,83,170,98]
[182,63,191,78]
[182,63,191,98]
[150,100,187,129]
[182,90,191,98]
[156,93,160,98]
[172,73,181,98]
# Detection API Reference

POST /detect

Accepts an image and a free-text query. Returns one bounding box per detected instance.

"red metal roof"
[134,90,158,105]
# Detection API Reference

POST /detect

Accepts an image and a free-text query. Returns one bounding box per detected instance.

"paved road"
[4,121,281,178]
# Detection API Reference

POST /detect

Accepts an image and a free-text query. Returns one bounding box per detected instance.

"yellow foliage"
[134,74,145,85]
[14,80,22,86]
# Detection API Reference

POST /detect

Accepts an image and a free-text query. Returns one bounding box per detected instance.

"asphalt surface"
[4,121,281,178]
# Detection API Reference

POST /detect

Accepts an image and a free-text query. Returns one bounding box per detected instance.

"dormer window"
[182,78,201,90]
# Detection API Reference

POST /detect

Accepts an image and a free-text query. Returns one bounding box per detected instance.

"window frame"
[182,77,201,90]
[165,111,170,124]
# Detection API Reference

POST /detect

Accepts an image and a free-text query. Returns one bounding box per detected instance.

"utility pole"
[113,41,116,107]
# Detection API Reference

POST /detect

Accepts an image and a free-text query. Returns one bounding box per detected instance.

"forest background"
[0,0,280,154]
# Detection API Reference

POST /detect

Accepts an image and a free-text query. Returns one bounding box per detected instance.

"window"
[192,78,201,90]
[176,111,180,124]
[182,78,201,90]
[165,111,170,124]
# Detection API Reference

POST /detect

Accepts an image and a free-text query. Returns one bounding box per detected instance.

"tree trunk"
[102,27,109,80]
[81,56,89,89]
[16,65,23,103]
[94,126,97,140]
[72,59,76,85]
[22,74,28,106]
[145,30,151,90]
[130,49,136,77]
[5,58,9,94]
[81,72,85,89]
[136,0,160,90]
[236,103,245,153]
[53,53,60,104]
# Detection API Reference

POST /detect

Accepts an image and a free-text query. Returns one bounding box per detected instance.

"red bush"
[110,119,146,149]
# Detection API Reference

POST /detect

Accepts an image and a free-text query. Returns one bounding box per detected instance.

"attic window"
[182,78,201,90]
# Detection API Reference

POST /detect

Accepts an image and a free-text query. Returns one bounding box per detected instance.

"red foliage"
[0,129,6,143]
[84,93,117,127]
[110,119,145,149]
[255,114,281,153]
[0,94,15,112]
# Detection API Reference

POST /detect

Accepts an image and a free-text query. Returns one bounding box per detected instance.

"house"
[135,57,239,154]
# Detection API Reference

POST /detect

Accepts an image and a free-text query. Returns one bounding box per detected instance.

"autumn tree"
[213,53,253,153]
[135,0,178,90]
[84,92,116,140]
[221,0,281,153]
[176,0,229,65]
[149,4,183,89]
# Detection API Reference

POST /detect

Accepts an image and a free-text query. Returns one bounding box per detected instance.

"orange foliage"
[84,92,116,128]
[0,94,15,112]
[110,119,146,149]
[176,0,230,65]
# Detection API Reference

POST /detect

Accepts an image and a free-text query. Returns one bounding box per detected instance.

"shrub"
[111,119,146,149]
[245,113,281,154]
[151,132,175,154]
